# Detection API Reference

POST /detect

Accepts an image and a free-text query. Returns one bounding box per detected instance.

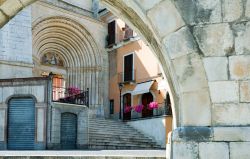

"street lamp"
[118,83,124,120]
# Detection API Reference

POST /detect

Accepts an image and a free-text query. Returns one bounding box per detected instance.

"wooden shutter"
[108,21,116,46]
[52,76,64,101]
[124,54,133,82]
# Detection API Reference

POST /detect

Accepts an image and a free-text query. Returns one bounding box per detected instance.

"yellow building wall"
[109,38,167,113]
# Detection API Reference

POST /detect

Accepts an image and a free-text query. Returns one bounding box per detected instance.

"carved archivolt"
[32,16,103,68]
[32,16,106,106]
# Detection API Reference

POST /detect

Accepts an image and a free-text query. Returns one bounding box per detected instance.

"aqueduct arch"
[1,0,250,158]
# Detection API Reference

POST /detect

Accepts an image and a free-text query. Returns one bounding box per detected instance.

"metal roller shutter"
[60,113,77,149]
[8,98,35,150]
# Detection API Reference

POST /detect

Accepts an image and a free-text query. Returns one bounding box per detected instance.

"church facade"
[0,0,108,150]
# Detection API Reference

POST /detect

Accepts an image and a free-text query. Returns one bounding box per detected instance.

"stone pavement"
[0,150,166,158]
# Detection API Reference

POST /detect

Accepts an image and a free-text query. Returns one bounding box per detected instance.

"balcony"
[124,101,172,120]
[52,86,89,107]
[118,70,136,84]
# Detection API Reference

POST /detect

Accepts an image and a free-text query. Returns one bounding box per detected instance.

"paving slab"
[0,150,166,157]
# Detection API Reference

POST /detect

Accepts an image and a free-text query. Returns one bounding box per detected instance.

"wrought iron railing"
[118,70,136,83]
[122,101,172,121]
[52,87,89,107]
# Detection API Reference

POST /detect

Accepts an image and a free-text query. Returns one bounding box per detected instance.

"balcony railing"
[118,70,136,83]
[122,101,172,121]
[52,86,89,107]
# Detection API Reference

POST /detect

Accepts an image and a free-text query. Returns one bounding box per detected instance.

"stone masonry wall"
[0,5,33,79]
[170,0,250,158]
[0,0,250,158]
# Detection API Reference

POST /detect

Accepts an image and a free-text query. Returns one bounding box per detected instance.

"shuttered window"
[124,54,133,82]
[107,21,116,47]
[52,76,65,101]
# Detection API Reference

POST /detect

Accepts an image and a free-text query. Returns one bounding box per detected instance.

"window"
[107,20,116,47]
[123,53,134,82]
[52,75,65,101]
[110,99,114,114]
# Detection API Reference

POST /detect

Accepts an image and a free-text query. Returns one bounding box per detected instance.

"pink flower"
[124,105,132,113]
[133,104,144,113]
[68,86,81,95]
[148,101,158,110]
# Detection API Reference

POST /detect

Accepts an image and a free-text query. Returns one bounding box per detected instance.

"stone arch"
[0,0,212,128]
[5,94,38,104]
[32,16,107,115]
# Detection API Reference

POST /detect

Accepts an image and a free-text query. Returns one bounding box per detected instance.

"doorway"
[60,113,77,149]
[141,92,153,118]
[7,98,35,150]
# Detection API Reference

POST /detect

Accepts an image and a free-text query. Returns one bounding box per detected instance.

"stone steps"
[89,137,157,143]
[89,139,156,146]
[88,118,161,150]
[89,133,153,141]
[89,140,158,148]
[89,142,158,147]
[88,144,159,150]
[89,129,145,135]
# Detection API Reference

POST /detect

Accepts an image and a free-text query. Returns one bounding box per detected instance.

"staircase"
[88,118,162,150]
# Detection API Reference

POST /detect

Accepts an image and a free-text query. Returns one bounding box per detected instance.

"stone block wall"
[0,0,250,158]
[0,6,33,79]
[168,0,250,158]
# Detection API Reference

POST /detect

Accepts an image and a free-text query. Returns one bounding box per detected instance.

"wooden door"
[123,93,131,120]
[142,92,153,118]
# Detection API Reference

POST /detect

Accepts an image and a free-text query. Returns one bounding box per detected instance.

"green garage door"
[8,98,35,150]
[61,113,77,149]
